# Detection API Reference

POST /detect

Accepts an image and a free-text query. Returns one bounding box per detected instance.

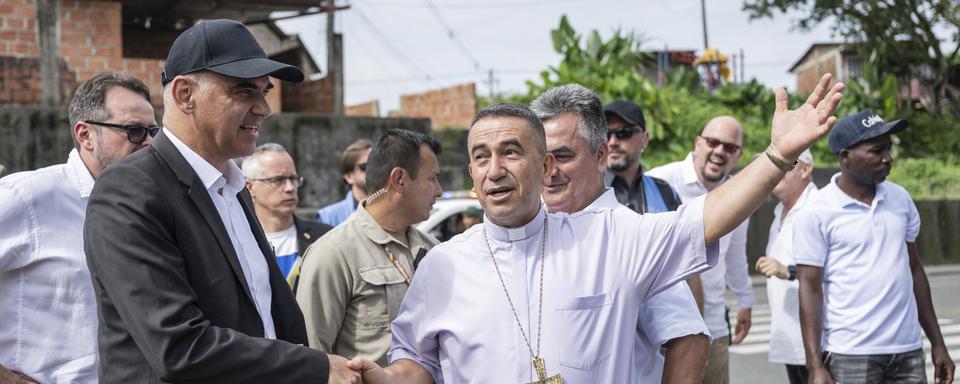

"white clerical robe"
[389,189,719,383]
[581,194,710,382]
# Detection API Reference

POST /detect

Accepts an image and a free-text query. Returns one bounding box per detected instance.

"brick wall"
[0,0,166,106]
[281,75,334,114]
[0,56,77,105]
[399,82,476,130]
[345,100,379,117]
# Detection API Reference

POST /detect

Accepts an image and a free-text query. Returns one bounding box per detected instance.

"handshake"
[328,354,415,384]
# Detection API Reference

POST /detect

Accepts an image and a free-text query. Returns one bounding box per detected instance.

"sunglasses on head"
[698,135,742,154]
[85,121,159,145]
[607,126,643,140]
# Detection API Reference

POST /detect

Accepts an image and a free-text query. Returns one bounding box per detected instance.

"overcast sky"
[276,0,837,115]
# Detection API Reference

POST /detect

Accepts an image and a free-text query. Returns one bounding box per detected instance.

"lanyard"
[382,244,412,285]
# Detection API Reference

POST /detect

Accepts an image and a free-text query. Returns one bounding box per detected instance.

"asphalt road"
[728,265,960,384]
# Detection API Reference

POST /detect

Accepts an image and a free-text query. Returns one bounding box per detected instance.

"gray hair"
[470,103,546,155]
[241,143,289,179]
[530,84,606,153]
[68,71,152,147]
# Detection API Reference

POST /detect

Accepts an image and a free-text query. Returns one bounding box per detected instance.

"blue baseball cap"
[828,110,908,155]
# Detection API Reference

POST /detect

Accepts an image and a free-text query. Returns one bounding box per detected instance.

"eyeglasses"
[356,162,367,172]
[698,135,742,154]
[85,121,159,145]
[249,175,304,188]
[607,127,643,140]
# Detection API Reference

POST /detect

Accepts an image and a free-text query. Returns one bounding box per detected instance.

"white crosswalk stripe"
[728,304,960,382]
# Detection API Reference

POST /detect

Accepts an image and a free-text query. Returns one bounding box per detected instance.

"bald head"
[693,115,745,190]
[701,116,743,146]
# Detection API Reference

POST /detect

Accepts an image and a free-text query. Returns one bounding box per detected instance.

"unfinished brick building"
[0,0,334,113]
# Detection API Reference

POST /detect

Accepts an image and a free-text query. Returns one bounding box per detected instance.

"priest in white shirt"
[349,74,845,383]
[531,83,710,383]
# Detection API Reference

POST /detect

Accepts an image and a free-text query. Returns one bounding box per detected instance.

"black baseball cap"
[161,19,304,86]
[828,110,908,155]
[604,100,646,130]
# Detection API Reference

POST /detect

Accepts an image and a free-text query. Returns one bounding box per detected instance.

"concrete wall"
[0,106,432,209]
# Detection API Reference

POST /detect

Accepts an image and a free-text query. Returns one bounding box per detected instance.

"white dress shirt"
[165,128,276,339]
[389,189,718,383]
[793,174,922,355]
[648,153,753,338]
[765,182,818,365]
[0,149,98,383]
[585,191,710,381]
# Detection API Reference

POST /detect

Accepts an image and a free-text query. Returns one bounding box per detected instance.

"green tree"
[743,0,960,116]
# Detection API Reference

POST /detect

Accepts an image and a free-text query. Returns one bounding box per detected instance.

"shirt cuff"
[388,348,442,383]
[735,294,754,309]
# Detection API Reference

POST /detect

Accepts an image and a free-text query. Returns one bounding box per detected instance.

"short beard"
[607,154,635,173]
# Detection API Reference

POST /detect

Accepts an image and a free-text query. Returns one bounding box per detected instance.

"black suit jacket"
[294,215,332,256]
[84,132,330,383]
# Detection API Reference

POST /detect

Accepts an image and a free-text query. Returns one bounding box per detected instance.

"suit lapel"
[151,132,256,307]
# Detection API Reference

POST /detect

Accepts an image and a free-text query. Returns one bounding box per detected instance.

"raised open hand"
[771,73,844,161]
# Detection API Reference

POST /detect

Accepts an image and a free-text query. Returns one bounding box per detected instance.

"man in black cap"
[793,110,954,384]
[84,19,360,383]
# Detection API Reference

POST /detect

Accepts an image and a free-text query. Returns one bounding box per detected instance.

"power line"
[349,5,435,83]
[422,0,482,71]
[361,0,590,8]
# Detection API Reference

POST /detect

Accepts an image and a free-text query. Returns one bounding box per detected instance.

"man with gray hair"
[531,83,710,383]
[242,143,331,290]
[0,71,157,383]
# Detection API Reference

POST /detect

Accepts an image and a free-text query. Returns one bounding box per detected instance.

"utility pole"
[326,0,344,116]
[36,0,61,106]
[700,0,709,50]
[487,69,495,100]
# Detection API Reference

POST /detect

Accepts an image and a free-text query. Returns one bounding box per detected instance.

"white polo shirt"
[793,174,922,355]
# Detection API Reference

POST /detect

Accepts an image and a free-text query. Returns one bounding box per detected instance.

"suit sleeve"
[297,238,352,352]
[83,163,329,383]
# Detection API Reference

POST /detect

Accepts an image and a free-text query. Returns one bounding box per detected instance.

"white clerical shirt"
[582,193,711,382]
[389,189,718,383]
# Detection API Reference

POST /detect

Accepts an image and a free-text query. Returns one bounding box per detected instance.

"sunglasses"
[607,127,643,140]
[699,135,742,154]
[249,175,304,188]
[356,162,367,172]
[85,121,159,145]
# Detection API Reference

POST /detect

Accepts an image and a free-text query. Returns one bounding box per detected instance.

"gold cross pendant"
[527,356,563,384]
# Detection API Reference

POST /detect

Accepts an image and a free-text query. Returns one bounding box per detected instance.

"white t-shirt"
[765,183,817,365]
[793,174,922,355]
[266,225,299,279]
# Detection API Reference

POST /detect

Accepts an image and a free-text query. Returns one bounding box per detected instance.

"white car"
[415,198,482,242]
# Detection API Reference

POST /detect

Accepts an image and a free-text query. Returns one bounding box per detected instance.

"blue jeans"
[825,349,926,384]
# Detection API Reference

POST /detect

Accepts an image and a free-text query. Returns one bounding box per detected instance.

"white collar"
[163,127,245,194]
[482,204,547,242]
[67,148,96,199]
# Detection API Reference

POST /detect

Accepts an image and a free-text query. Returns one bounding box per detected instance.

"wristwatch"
[787,265,797,281]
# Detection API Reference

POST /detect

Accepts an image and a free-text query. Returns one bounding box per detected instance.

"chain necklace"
[482,215,563,383]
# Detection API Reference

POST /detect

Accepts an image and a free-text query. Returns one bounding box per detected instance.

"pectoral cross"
[527,356,563,384]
